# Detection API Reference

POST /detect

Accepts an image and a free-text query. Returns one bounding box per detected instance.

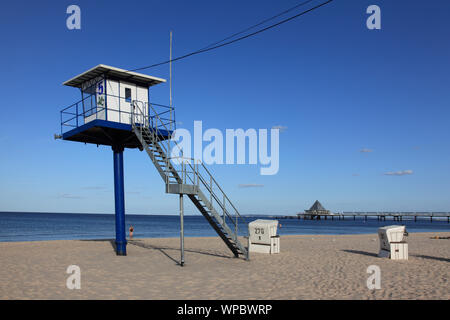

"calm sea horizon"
[0,211,448,242]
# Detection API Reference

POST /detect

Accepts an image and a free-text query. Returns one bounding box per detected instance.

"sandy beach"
[0,232,448,300]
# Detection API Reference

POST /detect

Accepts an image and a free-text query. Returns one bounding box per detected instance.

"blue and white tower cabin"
[61,64,170,147]
[60,65,173,256]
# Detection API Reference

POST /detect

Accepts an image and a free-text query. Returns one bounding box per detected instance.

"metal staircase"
[131,101,249,260]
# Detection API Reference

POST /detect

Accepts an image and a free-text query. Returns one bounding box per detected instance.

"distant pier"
[274,212,450,223]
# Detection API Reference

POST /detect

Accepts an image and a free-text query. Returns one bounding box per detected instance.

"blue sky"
[0,0,449,215]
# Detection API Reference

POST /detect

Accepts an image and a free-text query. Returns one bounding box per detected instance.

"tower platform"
[62,119,172,149]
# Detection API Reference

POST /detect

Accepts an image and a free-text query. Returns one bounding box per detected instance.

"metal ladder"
[131,101,249,259]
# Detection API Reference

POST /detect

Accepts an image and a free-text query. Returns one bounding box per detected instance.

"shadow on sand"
[80,239,233,265]
[128,240,233,265]
[412,254,450,263]
[342,249,378,258]
[342,249,449,263]
[128,240,180,265]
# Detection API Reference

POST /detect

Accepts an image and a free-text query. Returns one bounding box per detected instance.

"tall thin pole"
[169,31,173,162]
[180,194,185,266]
[169,30,173,129]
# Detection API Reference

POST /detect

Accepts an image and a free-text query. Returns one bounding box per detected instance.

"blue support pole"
[113,145,127,256]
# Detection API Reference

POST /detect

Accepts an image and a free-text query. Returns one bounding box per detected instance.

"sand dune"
[0,232,448,299]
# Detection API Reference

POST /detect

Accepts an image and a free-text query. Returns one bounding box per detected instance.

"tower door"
[118,82,148,125]
[119,83,135,124]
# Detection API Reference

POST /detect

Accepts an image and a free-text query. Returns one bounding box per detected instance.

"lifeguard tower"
[58,65,249,262]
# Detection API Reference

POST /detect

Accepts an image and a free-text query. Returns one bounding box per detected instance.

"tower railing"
[60,94,107,134]
[60,93,175,136]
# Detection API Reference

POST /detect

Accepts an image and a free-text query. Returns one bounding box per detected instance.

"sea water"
[0,212,448,242]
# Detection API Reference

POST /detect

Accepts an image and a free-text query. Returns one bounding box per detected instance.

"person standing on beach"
[129,225,134,240]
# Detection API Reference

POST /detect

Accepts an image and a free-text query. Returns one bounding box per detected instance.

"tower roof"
[63,64,166,88]
[308,200,326,211]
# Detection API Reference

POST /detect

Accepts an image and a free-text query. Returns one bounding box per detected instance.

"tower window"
[125,88,132,102]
